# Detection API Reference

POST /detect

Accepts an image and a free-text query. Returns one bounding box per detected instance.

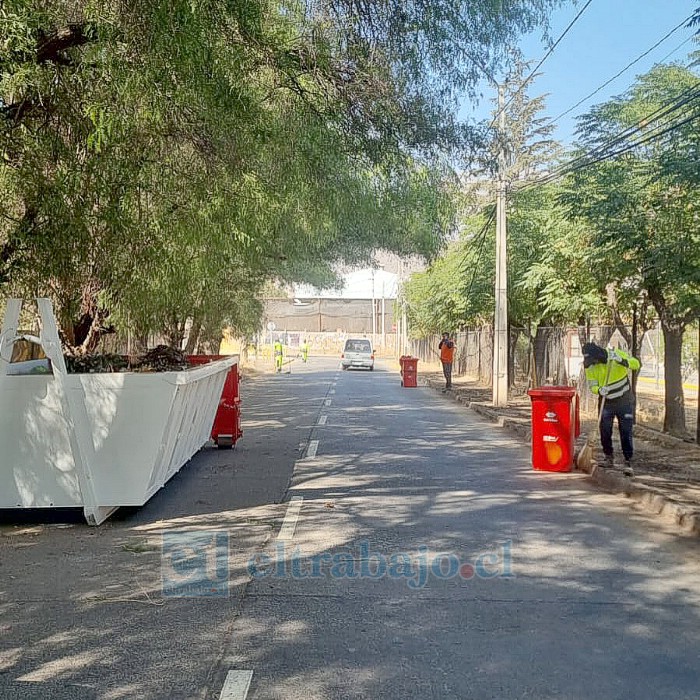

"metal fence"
[409,328,495,384]
[408,324,685,388]
[409,324,698,431]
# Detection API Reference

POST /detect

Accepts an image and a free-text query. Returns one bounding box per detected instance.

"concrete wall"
[263,298,396,334]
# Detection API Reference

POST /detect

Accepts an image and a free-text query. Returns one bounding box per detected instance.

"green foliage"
[1,0,560,349]
[565,64,700,326]
[404,60,594,338]
[562,62,700,434]
[403,209,496,337]
[510,185,598,326]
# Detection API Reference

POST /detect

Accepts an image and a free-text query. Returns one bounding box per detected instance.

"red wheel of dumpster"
[188,355,243,448]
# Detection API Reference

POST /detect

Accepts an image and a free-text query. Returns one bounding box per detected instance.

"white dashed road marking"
[219,670,253,699]
[318,415,328,425]
[330,389,336,394]
[324,398,332,407]
[277,496,304,541]
[306,439,319,459]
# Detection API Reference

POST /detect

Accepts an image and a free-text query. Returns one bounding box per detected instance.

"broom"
[577,353,613,469]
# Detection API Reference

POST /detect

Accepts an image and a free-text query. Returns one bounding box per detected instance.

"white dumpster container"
[0,299,237,524]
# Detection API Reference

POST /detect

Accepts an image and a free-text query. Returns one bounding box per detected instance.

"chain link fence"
[409,323,698,433]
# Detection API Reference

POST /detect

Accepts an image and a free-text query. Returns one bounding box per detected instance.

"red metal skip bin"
[188,355,243,449]
[527,386,578,472]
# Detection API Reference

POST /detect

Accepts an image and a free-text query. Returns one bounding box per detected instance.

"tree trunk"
[576,315,590,350]
[629,298,654,396]
[661,321,687,436]
[164,322,185,350]
[630,304,641,395]
[549,326,567,385]
[508,323,518,388]
[184,323,202,355]
[533,324,566,386]
[533,325,549,386]
[696,322,699,445]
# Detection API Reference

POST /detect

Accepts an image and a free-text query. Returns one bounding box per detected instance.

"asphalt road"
[1,358,699,699]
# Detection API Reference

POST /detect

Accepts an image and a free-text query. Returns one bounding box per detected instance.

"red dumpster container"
[399,356,418,388]
[527,386,578,472]
[188,355,243,449]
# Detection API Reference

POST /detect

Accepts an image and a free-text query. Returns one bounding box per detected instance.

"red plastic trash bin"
[188,355,243,449]
[527,386,578,472]
[399,356,418,388]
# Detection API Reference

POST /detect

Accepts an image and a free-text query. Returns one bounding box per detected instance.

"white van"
[341,338,374,371]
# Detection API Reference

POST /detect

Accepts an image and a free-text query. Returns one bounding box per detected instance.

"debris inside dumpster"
[64,346,191,374]
[64,353,130,374]
[133,345,190,372]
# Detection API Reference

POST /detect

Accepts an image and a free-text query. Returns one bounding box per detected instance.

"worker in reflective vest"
[274,340,284,373]
[582,342,640,477]
[300,339,309,363]
[438,332,455,392]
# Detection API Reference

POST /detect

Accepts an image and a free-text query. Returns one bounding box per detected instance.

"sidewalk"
[421,371,700,537]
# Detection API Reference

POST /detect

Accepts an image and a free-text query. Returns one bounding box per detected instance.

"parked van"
[341,338,374,371]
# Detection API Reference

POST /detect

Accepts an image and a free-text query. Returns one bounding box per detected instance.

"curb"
[422,376,700,538]
[579,462,700,537]
[633,424,700,452]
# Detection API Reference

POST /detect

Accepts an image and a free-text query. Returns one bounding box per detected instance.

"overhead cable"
[488,0,596,130]
[548,13,696,126]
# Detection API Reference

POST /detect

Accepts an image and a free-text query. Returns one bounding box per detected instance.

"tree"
[509,183,598,384]
[1,0,563,348]
[564,64,700,435]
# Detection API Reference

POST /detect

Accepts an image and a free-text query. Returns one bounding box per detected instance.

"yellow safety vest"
[585,349,640,400]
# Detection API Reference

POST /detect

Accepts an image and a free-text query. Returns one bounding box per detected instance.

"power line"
[547,13,696,127]
[516,82,700,192]
[656,34,695,66]
[564,82,700,168]
[459,206,496,301]
[488,0,595,130]
[572,109,700,170]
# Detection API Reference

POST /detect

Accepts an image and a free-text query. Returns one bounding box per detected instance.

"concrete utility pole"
[398,259,409,356]
[492,82,509,407]
[402,304,408,356]
[381,281,386,345]
[371,269,376,349]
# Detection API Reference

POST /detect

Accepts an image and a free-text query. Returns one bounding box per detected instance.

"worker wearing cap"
[438,332,455,392]
[274,339,284,373]
[582,342,640,476]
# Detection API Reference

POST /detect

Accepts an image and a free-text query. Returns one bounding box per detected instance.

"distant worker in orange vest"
[438,332,455,392]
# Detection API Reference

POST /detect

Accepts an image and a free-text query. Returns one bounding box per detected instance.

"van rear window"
[344,339,371,353]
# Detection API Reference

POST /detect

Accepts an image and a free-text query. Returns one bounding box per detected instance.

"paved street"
[1,358,700,699]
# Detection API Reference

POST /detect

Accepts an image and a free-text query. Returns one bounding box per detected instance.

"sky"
[303,1,699,298]
[295,269,399,299]
[463,0,699,145]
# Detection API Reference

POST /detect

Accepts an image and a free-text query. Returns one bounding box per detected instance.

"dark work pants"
[600,397,635,460]
[442,361,452,388]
